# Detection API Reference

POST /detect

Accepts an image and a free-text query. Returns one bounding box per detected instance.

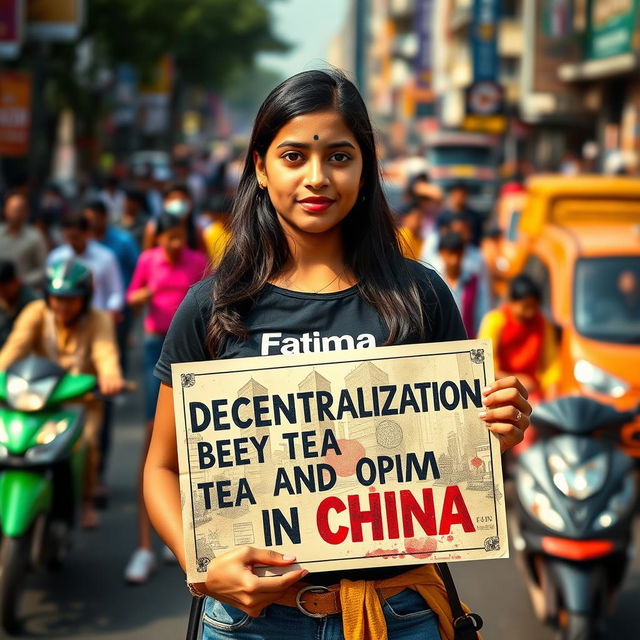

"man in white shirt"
[0,191,48,289]
[99,176,126,225]
[47,215,124,314]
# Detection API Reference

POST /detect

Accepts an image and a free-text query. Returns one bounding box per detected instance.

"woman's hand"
[193,546,308,617]
[479,376,532,452]
[128,286,153,307]
[98,372,125,396]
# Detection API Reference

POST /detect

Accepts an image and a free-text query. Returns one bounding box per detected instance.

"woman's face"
[158,226,187,261]
[254,109,363,236]
[164,190,192,218]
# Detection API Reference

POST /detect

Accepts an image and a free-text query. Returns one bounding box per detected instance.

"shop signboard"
[415,0,434,87]
[587,0,640,60]
[0,70,31,157]
[0,0,24,58]
[471,0,500,83]
[26,0,84,41]
[521,0,583,122]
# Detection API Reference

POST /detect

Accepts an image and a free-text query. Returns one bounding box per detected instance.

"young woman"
[125,212,208,582]
[142,184,204,252]
[144,70,531,640]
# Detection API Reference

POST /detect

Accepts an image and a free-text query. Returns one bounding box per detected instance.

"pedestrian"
[0,259,124,528]
[480,224,507,304]
[83,200,140,499]
[35,184,69,250]
[99,175,127,224]
[397,176,442,262]
[0,190,48,289]
[202,195,232,269]
[478,273,559,404]
[142,184,204,252]
[435,183,484,246]
[143,69,531,640]
[120,189,150,249]
[0,259,39,348]
[84,200,139,294]
[47,215,125,316]
[428,212,489,291]
[437,232,490,338]
[125,211,208,583]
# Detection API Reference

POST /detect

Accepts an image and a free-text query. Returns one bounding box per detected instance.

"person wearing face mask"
[124,212,208,583]
[142,185,204,252]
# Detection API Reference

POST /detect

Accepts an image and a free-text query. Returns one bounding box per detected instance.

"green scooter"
[0,354,96,634]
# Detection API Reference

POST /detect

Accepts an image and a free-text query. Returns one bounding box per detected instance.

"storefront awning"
[559,53,639,82]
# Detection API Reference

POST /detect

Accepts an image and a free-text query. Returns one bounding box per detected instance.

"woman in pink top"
[125,212,208,582]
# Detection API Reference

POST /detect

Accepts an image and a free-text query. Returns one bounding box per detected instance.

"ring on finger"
[515,410,522,422]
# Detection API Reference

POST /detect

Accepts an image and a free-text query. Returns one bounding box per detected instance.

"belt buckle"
[296,585,330,618]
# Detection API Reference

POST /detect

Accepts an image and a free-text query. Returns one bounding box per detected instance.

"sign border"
[177,346,502,572]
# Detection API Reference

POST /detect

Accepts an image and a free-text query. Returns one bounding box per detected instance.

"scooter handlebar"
[82,381,137,401]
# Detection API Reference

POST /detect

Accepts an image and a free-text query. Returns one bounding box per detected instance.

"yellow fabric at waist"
[277,564,481,640]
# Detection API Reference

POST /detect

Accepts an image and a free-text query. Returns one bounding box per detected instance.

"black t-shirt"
[155,259,466,584]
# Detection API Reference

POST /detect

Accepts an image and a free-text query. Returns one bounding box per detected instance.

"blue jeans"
[143,334,165,421]
[201,589,441,640]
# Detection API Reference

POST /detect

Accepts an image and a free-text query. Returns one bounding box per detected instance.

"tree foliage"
[89,0,289,88]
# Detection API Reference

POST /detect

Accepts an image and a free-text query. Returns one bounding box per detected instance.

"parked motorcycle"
[512,396,638,640]
[0,355,97,634]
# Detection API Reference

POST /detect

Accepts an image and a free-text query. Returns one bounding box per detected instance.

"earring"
[258,180,266,189]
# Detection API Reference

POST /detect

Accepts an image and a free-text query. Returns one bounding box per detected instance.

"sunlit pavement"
[12,337,640,639]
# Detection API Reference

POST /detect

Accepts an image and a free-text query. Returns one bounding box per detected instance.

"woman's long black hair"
[207,69,428,356]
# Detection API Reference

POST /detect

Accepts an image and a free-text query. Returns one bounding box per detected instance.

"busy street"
[1,1,640,639]
[9,349,640,639]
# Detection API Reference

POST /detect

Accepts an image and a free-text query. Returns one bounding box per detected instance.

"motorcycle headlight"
[7,375,58,412]
[574,360,629,399]
[517,470,566,532]
[35,419,70,445]
[594,474,637,531]
[25,417,74,463]
[548,452,608,500]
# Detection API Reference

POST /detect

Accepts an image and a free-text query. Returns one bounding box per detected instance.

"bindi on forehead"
[313,134,319,141]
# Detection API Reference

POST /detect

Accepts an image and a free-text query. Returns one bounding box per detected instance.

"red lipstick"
[298,196,335,212]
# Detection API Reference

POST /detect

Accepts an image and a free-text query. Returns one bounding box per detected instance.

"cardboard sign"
[172,340,508,583]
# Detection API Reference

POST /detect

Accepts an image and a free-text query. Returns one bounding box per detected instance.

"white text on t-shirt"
[261,331,377,356]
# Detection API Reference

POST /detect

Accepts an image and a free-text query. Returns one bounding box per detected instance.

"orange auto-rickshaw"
[497,175,640,458]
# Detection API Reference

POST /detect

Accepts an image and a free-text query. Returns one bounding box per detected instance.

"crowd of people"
[396,175,560,404]
[0,146,555,588]
[0,156,233,584]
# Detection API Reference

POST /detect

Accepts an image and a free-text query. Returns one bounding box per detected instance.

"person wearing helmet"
[0,258,124,528]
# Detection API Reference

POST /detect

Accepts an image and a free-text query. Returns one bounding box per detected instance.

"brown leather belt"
[275,582,407,618]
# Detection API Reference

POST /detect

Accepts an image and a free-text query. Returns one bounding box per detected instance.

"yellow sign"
[26,0,83,41]
[463,114,507,134]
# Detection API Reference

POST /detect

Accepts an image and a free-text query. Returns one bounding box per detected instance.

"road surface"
[14,342,640,639]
